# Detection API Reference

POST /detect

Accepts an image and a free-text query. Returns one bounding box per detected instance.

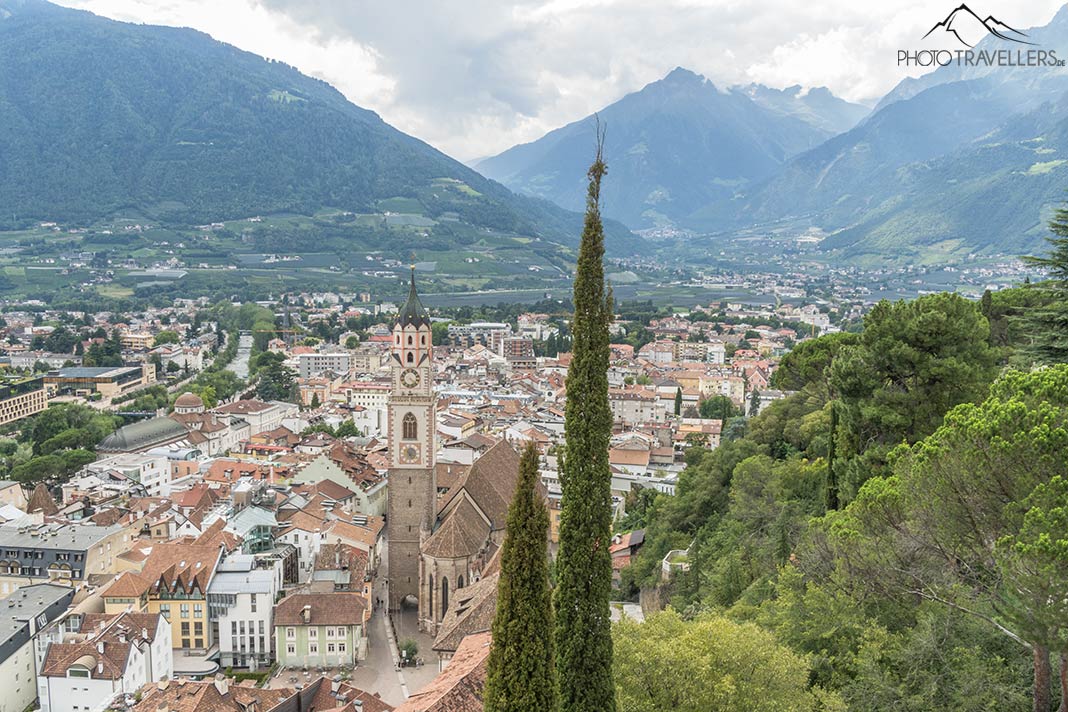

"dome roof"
[174,391,204,408]
[98,416,189,453]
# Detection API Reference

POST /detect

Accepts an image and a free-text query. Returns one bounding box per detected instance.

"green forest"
[618,249,1068,710]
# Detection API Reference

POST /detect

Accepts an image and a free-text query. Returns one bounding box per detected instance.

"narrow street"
[350,530,438,704]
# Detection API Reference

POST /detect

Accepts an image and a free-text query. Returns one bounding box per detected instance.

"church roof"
[393,633,490,712]
[432,572,498,653]
[397,268,430,329]
[437,440,524,532]
[422,496,489,560]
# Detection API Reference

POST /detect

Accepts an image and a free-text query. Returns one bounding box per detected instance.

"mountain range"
[0,0,640,254]
[689,5,1068,261]
[476,68,868,229]
[483,6,1068,261]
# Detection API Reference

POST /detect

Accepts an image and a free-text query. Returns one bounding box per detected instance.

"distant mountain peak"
[663,66,703,83]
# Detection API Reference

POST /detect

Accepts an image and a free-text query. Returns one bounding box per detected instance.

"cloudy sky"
[54,0,1066,161]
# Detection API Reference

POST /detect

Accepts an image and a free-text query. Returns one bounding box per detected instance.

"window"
[68,668,90,678]
[308,627,318,638]
[181,638,190,649]
[232,622,237,637]
[327,643,335,653]
[159,604,170,619]
[193,604,203,618]
[402,413,418,440]
[407,335,413,345]
[259,620,265,634]
[194,638,203,648]
[441,577,449,621]
[181,622,190,636]
[338,642,346,654]
[308,642,318,655]
[286,627,296,640]
[180,604,190,619]
[286,643,295,655]
[250,594,257,613]
[194,622,203,636]
[406,352,413,364]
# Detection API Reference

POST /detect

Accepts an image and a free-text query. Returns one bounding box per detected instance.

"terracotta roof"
[274,592,366,627]
[608,448,651,467]
[214,399,276,414]
[135,680,292,712]
[42,612,164,680]
[314,542,369,576]
[323,518,384,551]
[104,542,223,599]
[393,633,490,712]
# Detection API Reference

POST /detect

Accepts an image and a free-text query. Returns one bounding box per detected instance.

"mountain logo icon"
[922,4,1035,47]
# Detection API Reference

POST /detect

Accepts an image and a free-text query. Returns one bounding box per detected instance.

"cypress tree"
[674,387,682,416]
[484,443,557,712]
[554,129,616,712]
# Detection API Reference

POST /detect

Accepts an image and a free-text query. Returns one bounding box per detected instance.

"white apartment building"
[82,453,172,497]
[207,555,281,669]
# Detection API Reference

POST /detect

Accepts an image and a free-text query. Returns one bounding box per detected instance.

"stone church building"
[386,271,527,635]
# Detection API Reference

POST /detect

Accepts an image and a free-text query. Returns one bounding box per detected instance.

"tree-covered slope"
[0,0,639,252]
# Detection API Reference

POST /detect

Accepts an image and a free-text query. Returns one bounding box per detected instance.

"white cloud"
[54,0,1066,161]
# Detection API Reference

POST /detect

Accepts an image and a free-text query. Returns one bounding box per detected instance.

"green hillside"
[0,0,640,254]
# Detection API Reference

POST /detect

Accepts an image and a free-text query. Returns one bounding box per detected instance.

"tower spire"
[398,265,430,328]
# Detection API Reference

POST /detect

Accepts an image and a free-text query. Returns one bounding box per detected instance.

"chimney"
[213,673,229,696]
[118,631,127,643]
[331,675,341,694]
[301,605,312,624]
[142,627,149,639]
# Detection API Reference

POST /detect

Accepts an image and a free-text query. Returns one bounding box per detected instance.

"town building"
[44,364,155,399]
[273,592,367,667]
[297,352,350,379]
[0,522,132,596]
[0,377,47,426]
[39,611,172,712]
[206,554,280,669]
[0,583,75,712]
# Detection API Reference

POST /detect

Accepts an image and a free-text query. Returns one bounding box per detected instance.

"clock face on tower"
[399,443,421,464]
[400,368,421,389]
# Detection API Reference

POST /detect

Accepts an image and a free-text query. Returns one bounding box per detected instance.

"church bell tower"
[387,268,436,613]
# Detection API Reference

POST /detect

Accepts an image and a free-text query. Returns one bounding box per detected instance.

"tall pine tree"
[484,443,557,712]
[554,129,616,712]
[1022,203,1068,363]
